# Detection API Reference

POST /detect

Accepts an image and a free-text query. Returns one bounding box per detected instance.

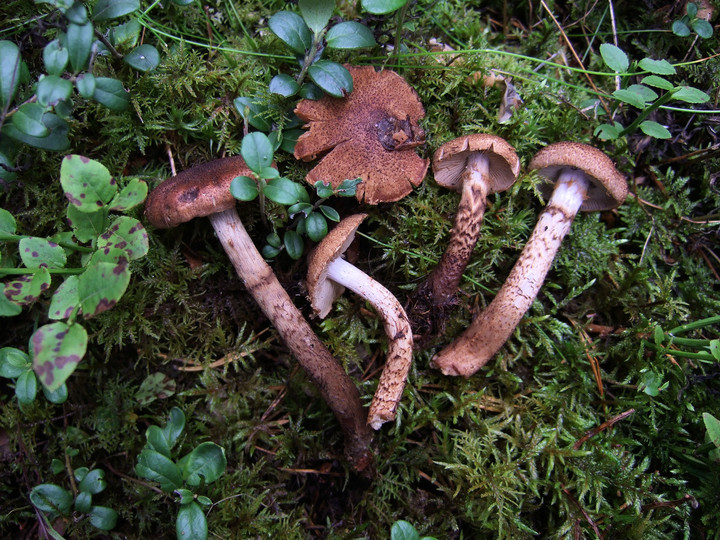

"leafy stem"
[618,87,679,137]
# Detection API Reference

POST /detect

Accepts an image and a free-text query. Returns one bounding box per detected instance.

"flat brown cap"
[144,156,253,228]
[294,66,428,204]
[432,134,520,192]
[529,142,627,211]
[307,213,368,318]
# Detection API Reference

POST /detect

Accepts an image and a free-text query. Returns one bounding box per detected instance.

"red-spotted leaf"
[96,216,148,262]
[48,276,79,320]
[19,237,67,269]
[3,268,51,307]
[60,155,117,212]
[32,321,87,391]
[108,177,148,211]
[77,257,130,318]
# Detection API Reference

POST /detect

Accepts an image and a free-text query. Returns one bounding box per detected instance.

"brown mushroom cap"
[144,156,252,229]
[294,66,429,204]
[432,134,521,193]
[307,213,368,318]
[528,142,627,211]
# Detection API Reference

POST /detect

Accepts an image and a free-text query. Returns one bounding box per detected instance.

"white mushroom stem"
[208,208,374,468]
[324,257,413,430]
[432,170,590,377]
[424,153,490,306]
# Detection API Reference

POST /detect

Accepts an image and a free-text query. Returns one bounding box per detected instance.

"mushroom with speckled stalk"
[406,134,520,340]
[432,142,628,377]
[294,65,429,204]
[307,214,413,430]
[144,156,374,472]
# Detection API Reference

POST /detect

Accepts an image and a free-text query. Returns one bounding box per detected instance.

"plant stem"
[618,88,679,137]
[0,267,84,275]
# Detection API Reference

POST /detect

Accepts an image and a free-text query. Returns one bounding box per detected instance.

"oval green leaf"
[78,469,107,495]
[66,22,93,72]
[3,268,51,307]
[0,347,30,378]
[92,0,140,21]
[326,22,377,49]
[269,73,300,97]
[673,86,710,104]
[638,57,676,75]
[268,11,312,54]
[308,61,353,97]
[48,276,79,320]
[230,175,259,201]
[30,484,74,515]
[692,19,713,39]
[43,382,68,404]
[96,216,149,262]
[180,442,227,486]
[19,237,67,269]
[599,43,629,73]
[639,120,671,139]
[109,177,148,211]
[233,96,273,131]
[299,0,334,33]
[361,0,408,15]
[43,39,69,76]
[0,40,22,108]
[319,204,340,222]
[305,211,328,242]
[241,132,274,173]
[16,369,38,405]
[37,75,73,107]
[75,72,96,98]
[264,177,303,205]
[2,112,70,151]
[124,44,160,72]
[60,154,116,212]
[641,75,673,90]
[136,448,183,491]
[88,506,118,531]
[32,322,87,391]
[77,256,131,318]
[176,501,208,540]
[12,103,50,138]
[93,77,130,110]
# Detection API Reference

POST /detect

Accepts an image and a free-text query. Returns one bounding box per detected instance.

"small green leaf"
[0,40,22,108]
[78,469,107,495]
[361,0,408,15]
[638,57,676,75]
[314,180,335,198]
[75,491,92,513]
[390,520,421,540]
[146,425,172,457]
[233,96,273,132]
[32,322,87,391]
[279,128,303,154]
[65,22,93,72]
[599,43,629,73]
[259,166,280,180]
[108,177,148,211]
[641,75,673,90]
[262,244,282,259]
[75,72,96,98]
[326,22,377,49]
[161,407,185,450]
[0,347,30,378]
[3,268,51,307]
[12,103,50,138]
[30,484,74,516]
[241,132,274,174]
[627,83,658,103]
[196,496,212,507]
[687,2,699,17]
[135,372,176,406]
[710,339,720,361]
[692,19,713,39]
[299,82,323,100]
[179,442,227,486]
[284,230,304,260]
[124,44,160,72]
[639,120,671,139]
[175,488,194,505]
[18,237,67,269]
[136,449,183,491]
[60,155,116,212]
[299,0,334,33]
[288,202,313,218]
[176,501,208,540]
[2,112,70,151]
[269,74,300,97]
[49,276,79,320]
[110,18,140,47]
[92,0,140,21]
[268,11,312,54]
[230,175,259,201]
[0,285,23,316]
[37,75,73,107]
[319,205,340,222]
[653,325,664,345]
[264,177,303,205]
[612,88,647,109]
[640,370,662,396]
[42,382,68,404]
[308,61,353,97]
[43,39,69,75]
[0,208,17,238]
[93,77,130,110]
[336,177,362,196]
[266,232,282,248]
[67,204,107,242]
[77,256,131,318]
[593,122,622,140]
[96,216,149,262]
[672,20,691,36]
[16,369,38,405]
[305,211,328,242]
[673,86,710,104]
[705,413,720,449]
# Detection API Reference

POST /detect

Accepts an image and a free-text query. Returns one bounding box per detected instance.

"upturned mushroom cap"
[294,66,429,204]
[529,142,627,211]
[307,213,368,318]
[432,134,520,192]
[144,156,253,229]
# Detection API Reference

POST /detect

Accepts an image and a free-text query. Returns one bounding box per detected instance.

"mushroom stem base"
[432,173,588,377]
[209,208,374,470]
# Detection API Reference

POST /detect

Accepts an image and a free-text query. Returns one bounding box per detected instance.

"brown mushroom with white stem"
[432,142,628,377]
[406,134,520,339]
[307,214,413,430]
[144,156,374,472]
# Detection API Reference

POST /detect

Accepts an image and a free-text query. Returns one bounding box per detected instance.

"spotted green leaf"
[19,237,67,269]
[108,177,148,211]
[0,285,23,316]
[3,267,51,307]
[96,216,148,262]
[66,204,107,243]
[60,155,117,212]
[32,321,88,391]
[77,256,130,318]
[48,276,79,320]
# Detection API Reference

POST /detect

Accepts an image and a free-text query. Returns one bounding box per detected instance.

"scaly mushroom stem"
[323,257,413,430]
[208,208,374,469]
[423,153,490,307]
[432,171,589,377]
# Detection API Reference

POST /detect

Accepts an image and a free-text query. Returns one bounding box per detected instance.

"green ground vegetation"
[1,0,719,538]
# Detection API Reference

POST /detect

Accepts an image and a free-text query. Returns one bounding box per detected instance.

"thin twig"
[573,408,635,450]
